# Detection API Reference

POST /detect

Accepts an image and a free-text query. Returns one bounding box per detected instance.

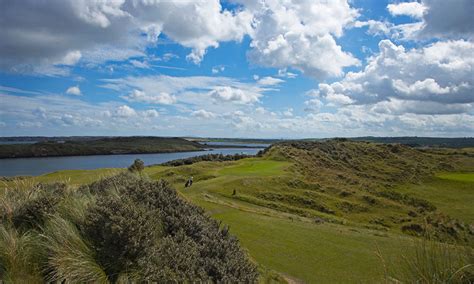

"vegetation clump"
[127,158,145,173]
[0,173,258,282]
[160,153,250,167]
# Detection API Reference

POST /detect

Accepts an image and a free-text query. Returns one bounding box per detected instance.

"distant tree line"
[159,153,252,167]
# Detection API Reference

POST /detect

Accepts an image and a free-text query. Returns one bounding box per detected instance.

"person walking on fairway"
[185,176,193,188]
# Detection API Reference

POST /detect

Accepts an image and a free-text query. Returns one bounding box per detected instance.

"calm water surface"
[0,147,264,177]
[199,142,271,148]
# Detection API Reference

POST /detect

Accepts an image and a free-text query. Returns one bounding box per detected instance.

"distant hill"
[347,136,474,148]
[0,137,204,158]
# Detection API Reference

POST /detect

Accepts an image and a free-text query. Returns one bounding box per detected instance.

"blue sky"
[0,0,473,138]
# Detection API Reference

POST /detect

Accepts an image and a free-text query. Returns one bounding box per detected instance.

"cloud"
[257,76,284,86]
[0,0,252,73]
[209,86,260,104]
[102,75,272,110]
[283,108,293,117]
[387,2,427,19]
[353,20,394,37]
[130,59,150,69]
[123,89,177,105]
[277,69,298,78]
[212,65,225,74]
[191,109,216,119]
[115,105,136,117]
[310,39,474,114]
[0,0,136,74]
[66,85,81,96]
[1,90,472,137]
[143,109,159,118]
[388,0,474,40]
[419,0,474,39]
[246,0,360,79]
[304,98,324,112]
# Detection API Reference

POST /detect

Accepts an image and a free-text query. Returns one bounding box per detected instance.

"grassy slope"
[395,174,474,223]
[2,142,473,283]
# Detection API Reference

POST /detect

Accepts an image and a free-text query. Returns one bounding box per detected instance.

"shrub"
[85,173,259,282]
[81,195,162,280]
[128,158,145,173]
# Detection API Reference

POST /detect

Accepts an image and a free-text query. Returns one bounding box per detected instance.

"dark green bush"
[128,158,145,173]
[84,173,258,282]
[81,195,162,280]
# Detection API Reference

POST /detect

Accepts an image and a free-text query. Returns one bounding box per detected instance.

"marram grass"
[43,215,108,283]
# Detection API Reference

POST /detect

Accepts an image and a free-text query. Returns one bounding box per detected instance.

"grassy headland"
[0,137,205,158]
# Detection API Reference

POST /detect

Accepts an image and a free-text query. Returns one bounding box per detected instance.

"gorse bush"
[86,173,259,282]
[82,196,162,280]
[0,173,258,283]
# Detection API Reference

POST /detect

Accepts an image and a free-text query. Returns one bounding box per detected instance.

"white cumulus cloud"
[124,89,177,105]
[115,105,136,117]
[191,109,216,119]
[66,86,81,96]
[387,2,427,19]
[209,86,260,104]
[310,39,474,114]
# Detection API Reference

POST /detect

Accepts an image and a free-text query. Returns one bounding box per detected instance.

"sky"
[0,0,473,138]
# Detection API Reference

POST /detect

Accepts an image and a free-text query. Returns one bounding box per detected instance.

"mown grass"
[218,158,291,176]
[438,172,474,183]
[200,200,410,283]
[395,174,474,223]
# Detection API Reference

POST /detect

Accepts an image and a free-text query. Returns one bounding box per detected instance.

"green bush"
[1,173,258,282]
[86,173,259,282]
[82,195,162,280]
[128,158,145,173]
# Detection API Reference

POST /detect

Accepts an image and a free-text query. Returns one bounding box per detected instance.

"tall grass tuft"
[43,215,108,283]
[377,239,474,283]
[0,225,44,282]
[56,191,96,225]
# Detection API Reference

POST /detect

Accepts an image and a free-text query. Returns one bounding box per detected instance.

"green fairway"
[437,172,474,182]
[218,159,291,176]
[199,199,411,283]
[395,173,474,223]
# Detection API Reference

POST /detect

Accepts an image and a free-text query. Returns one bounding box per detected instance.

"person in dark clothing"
[185,176,194,188]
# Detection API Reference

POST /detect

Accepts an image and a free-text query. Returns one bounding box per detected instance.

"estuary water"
[0,147,264,177]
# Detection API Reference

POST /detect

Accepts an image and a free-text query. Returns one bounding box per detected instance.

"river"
[0,147,264,177]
